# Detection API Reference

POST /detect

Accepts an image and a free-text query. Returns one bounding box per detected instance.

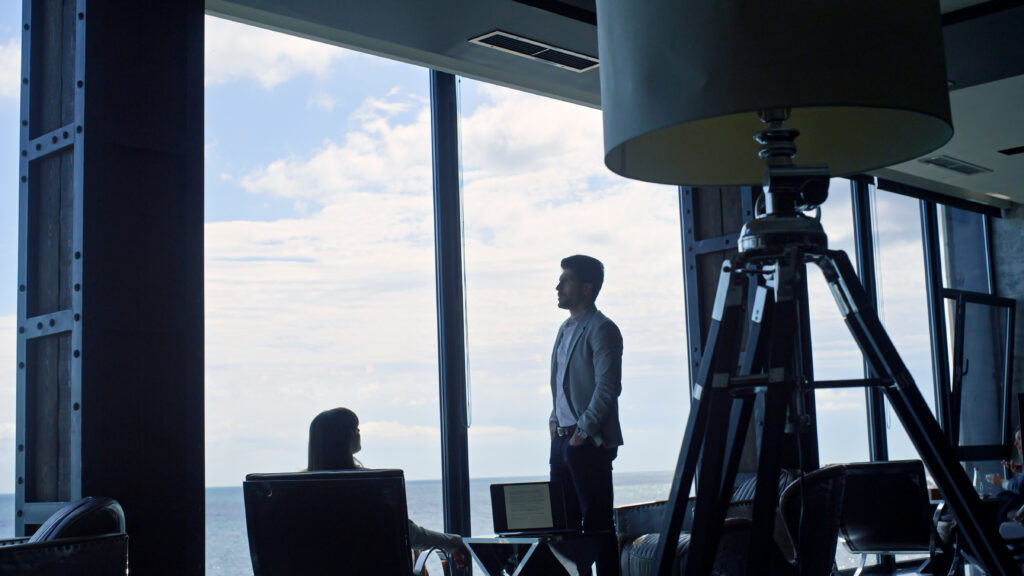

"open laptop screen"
[490,481,569,535]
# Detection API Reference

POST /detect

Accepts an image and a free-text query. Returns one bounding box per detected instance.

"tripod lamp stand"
[593,1,1019,576]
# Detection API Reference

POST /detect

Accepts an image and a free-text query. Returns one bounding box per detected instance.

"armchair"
[615,469,803,576]
[0,496,128,576]
[244,469,449,576]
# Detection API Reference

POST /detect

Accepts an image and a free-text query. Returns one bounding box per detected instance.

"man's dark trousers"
[551,434,618,576]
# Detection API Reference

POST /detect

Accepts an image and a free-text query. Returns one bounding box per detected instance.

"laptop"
[490,481,576,536]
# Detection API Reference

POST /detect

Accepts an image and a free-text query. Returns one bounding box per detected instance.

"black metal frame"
[944,289,1016,460]
[851,178,889,464]
[430,70,472,560]
[679,186,756,382]
[921,200,955,442]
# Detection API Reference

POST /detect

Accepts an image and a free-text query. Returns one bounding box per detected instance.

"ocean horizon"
[0,469,862,574]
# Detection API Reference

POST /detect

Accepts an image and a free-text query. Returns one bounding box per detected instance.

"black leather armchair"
[244,469,449,576]
[615,469,806,576]
[0,496,128,576]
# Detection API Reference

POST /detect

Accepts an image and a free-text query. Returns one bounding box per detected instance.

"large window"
[457,79,688,534]
[872,190,937,461]
[204,18,440,575]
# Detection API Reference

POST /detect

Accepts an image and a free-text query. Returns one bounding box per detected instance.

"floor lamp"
[593,2,1019,576]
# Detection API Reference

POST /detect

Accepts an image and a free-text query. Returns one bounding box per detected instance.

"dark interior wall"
[991,204,1024,426]
[79,2,205,574]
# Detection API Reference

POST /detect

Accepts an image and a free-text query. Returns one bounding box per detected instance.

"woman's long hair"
[308,407,360,471]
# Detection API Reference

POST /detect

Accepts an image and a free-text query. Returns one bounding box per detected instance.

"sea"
[0,470,863,574]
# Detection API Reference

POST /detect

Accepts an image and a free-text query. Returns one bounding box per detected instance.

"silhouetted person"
[307,407,469,566]
[549,255,623,576]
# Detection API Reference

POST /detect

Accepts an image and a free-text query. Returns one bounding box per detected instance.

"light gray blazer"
[550,308,624,448]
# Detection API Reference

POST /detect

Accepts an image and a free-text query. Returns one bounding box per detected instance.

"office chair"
[244,469,448,576]
[839,460,938,576]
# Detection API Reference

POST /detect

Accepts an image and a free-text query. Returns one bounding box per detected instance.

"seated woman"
[307,407,469,565]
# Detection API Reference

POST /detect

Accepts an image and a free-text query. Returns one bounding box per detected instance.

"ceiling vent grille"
[470,31,598,72]
[919,155,993,176]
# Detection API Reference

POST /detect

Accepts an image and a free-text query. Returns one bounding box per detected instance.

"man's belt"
[556,425,577,437]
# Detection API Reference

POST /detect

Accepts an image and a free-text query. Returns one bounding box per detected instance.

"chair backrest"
[839,460,932,554]
[779,464,847,576]
[244,469,414,576]
[28,497,125,543]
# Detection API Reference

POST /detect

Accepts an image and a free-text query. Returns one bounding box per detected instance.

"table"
[464,534,598,576]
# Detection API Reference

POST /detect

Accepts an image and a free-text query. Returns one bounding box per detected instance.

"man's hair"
[561,255,605,300]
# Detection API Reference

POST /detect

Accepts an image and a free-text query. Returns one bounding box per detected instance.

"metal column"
[430,70,472,546]
[922,201,953,438]
[851,178,888,461]
[17,1,206,573]
[16,0,87,535]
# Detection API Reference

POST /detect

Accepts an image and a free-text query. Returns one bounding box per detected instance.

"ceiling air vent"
[470,31,598,73]
[918,155,993,176]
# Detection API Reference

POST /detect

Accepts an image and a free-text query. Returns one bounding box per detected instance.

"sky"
[0,10,947,493]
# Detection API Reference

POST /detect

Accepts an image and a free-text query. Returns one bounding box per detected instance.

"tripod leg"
[686,386,745,576]
[743,254,803,576]
[817,249,1020,576]
[688,283,766,576]
[712,284,769,522]
[653,261,749,576]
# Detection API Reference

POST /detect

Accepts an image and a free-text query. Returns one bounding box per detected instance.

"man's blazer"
[550,308,624,448]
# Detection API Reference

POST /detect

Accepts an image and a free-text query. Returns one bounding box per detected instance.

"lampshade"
[595,1,954,186]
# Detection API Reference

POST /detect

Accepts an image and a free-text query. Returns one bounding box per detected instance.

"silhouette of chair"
[839,460,937,576]
[244,469,449,576]
[778,464,847,576]
[616,467,848,576]
[0,496,128,576]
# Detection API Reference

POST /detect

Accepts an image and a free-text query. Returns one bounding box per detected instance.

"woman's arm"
[407,519,464,554]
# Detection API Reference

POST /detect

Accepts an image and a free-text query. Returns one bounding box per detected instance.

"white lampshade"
[595,1,954,186]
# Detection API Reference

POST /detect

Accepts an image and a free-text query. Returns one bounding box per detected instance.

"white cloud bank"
[205,16,344,88]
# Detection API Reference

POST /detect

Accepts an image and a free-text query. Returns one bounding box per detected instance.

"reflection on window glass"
[941,206,991,293]
[457,79,688,535]
[809,179,869,466]
[203,17,442,574]
[872,190,936,461]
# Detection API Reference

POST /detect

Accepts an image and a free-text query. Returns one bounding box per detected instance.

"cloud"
[308,91,339,110]
[816,389,865,412]
[240,93,431,204]
[205,16,344,88]
[0,37,20,100]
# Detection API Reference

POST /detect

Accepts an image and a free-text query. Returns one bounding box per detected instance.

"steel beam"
[430,70,472,552]
[852,179,889,462]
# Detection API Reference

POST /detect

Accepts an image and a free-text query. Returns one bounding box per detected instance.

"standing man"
[550,255,623,576]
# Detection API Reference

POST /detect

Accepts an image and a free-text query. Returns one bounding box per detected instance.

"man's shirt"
[554,310,593,427]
